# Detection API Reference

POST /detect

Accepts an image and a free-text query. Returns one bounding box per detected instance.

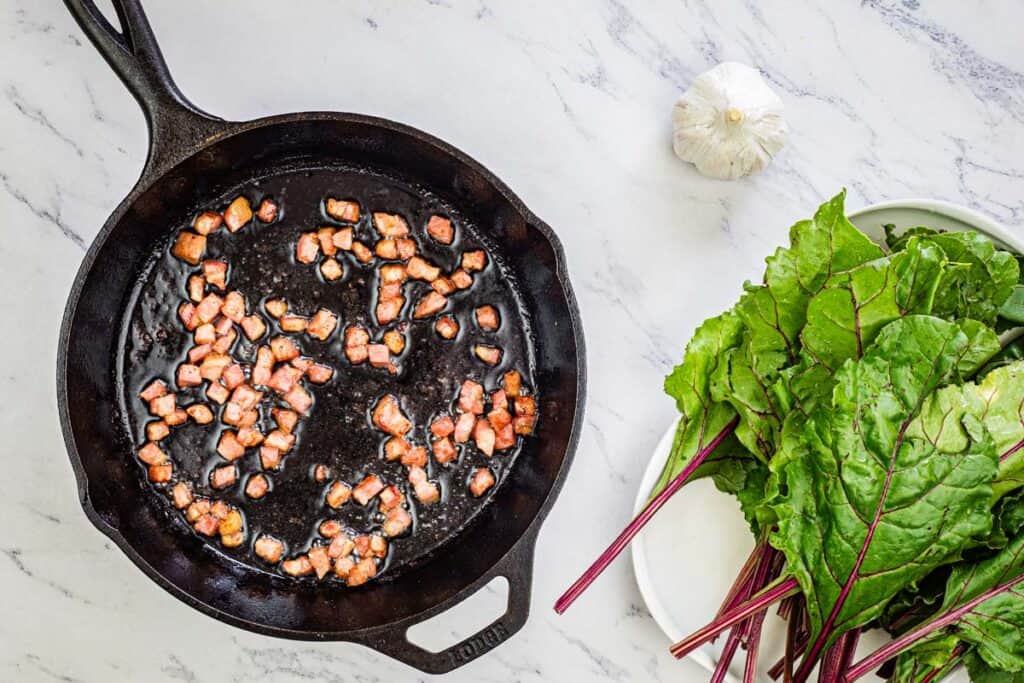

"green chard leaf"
[929,232,1019,325]
[885,224,941,253]
[998,285,1024,325]
[966,363,1024,499]
[715,190,884,458]
[985,489,1024,550]
[653,312,744,496]
[801,237,947,372]
[920,530,1024,672]
[770,316,1000,652]
[891,641,964,683]
[965,650,1024,683]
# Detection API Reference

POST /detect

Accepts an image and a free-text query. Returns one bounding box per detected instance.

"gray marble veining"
[2,0,1022,680]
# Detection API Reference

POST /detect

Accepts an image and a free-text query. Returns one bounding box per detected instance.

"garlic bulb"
[671,62,787,180]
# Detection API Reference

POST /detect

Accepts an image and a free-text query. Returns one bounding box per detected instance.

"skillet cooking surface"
[122,162,536,579]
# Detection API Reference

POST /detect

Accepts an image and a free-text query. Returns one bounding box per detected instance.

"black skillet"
[57,0,584,673]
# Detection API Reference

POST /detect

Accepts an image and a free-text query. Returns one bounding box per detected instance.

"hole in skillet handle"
[352,539,535,674]
[407,577,510,652]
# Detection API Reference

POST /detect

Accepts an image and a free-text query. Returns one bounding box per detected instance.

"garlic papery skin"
[672,62,787,181]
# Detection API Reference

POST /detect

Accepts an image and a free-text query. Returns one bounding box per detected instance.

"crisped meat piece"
[245,473,270,499]
[186,404,214,424]
[307,309,338,340]
[469,467,496,497]
[430,415,455,438]
[384,437,410,462]
[224,196,253,232]
[325,481,351,509]
[453,412,476,444]
[256,198,278,223]
[406,256,440,282]
[413,291,447,319]
[458,380,485,414]
[474,344,502,366]
[296,232,320,264]
[461,249,486,272]
[432,437,457,465]
[373,212,410,237]
[171,482,193,509]
[325,198,360,222]
[281,555,314,577]
[353,475,385,505]
[475,305,500,331]
[372,395,411,437]
[383,507,413,537]
[401,446,428,468]
[308,545,332,579]
[434,315,459,339]
[172,231,206,265]
[264,298,287,319]
[474,418,496,456]
[193,211,222,235]
[139,382,166,403]
[254,535,284,563]
[210,464,237,489]
[217,431,246,461]
[426,215,454,244]
[320,257,343,281]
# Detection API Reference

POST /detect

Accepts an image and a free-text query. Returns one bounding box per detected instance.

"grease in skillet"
[123,168,538,587]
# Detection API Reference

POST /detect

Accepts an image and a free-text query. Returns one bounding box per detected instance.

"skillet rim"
[56,109,587,642]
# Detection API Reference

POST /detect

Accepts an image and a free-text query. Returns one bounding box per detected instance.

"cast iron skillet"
[57,0,584,673]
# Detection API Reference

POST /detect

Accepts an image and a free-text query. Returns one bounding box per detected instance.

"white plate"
[630,199,1024,681]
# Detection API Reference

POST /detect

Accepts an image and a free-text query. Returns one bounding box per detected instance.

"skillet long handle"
[64,0,228,180]
[355,529,538,674]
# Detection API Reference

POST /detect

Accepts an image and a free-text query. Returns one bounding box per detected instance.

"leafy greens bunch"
[555,191,1024,683]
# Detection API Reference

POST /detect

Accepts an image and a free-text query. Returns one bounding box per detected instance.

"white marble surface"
[2,0,1023,680]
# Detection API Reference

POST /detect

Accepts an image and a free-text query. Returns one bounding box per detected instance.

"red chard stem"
[554,417,740,614]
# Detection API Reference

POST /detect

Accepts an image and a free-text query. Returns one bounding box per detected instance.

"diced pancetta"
[372,395,411,437]
[193,211,223,235]
[307,309,338,340]
[210,464,237,489]
[326,481,352,508]
[186,404,214,424]
[426,215,454,244]
[172,231,206,265]
[353,475,385,505]
[325,198,360,222]
[296,232,320,264]
[256,198,278,223]
[320,257,344,281]
[474,419,496,456]
[245,473,269,499]
[217,431,246,461]
[461,250,486,272]
[224,196,253,232]
[453,412,476,443]
[458,380,485,415]
[203,259,228,289]
[254,535,284,563]
[474,344,502,366]
[373,212,410,237]
[432,437,457,464]
[264,298,288,319]
[413,291,447,318]
[469,467,496,497]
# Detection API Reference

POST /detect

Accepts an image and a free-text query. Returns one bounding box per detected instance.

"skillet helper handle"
[360,533,537,674]
[64,0,228,179]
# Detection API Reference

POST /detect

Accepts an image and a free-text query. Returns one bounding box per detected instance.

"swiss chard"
[848,528,1024,679]
[771,316,1000,679]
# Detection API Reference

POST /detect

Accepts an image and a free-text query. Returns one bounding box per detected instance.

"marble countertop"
[3,1,1023,681]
